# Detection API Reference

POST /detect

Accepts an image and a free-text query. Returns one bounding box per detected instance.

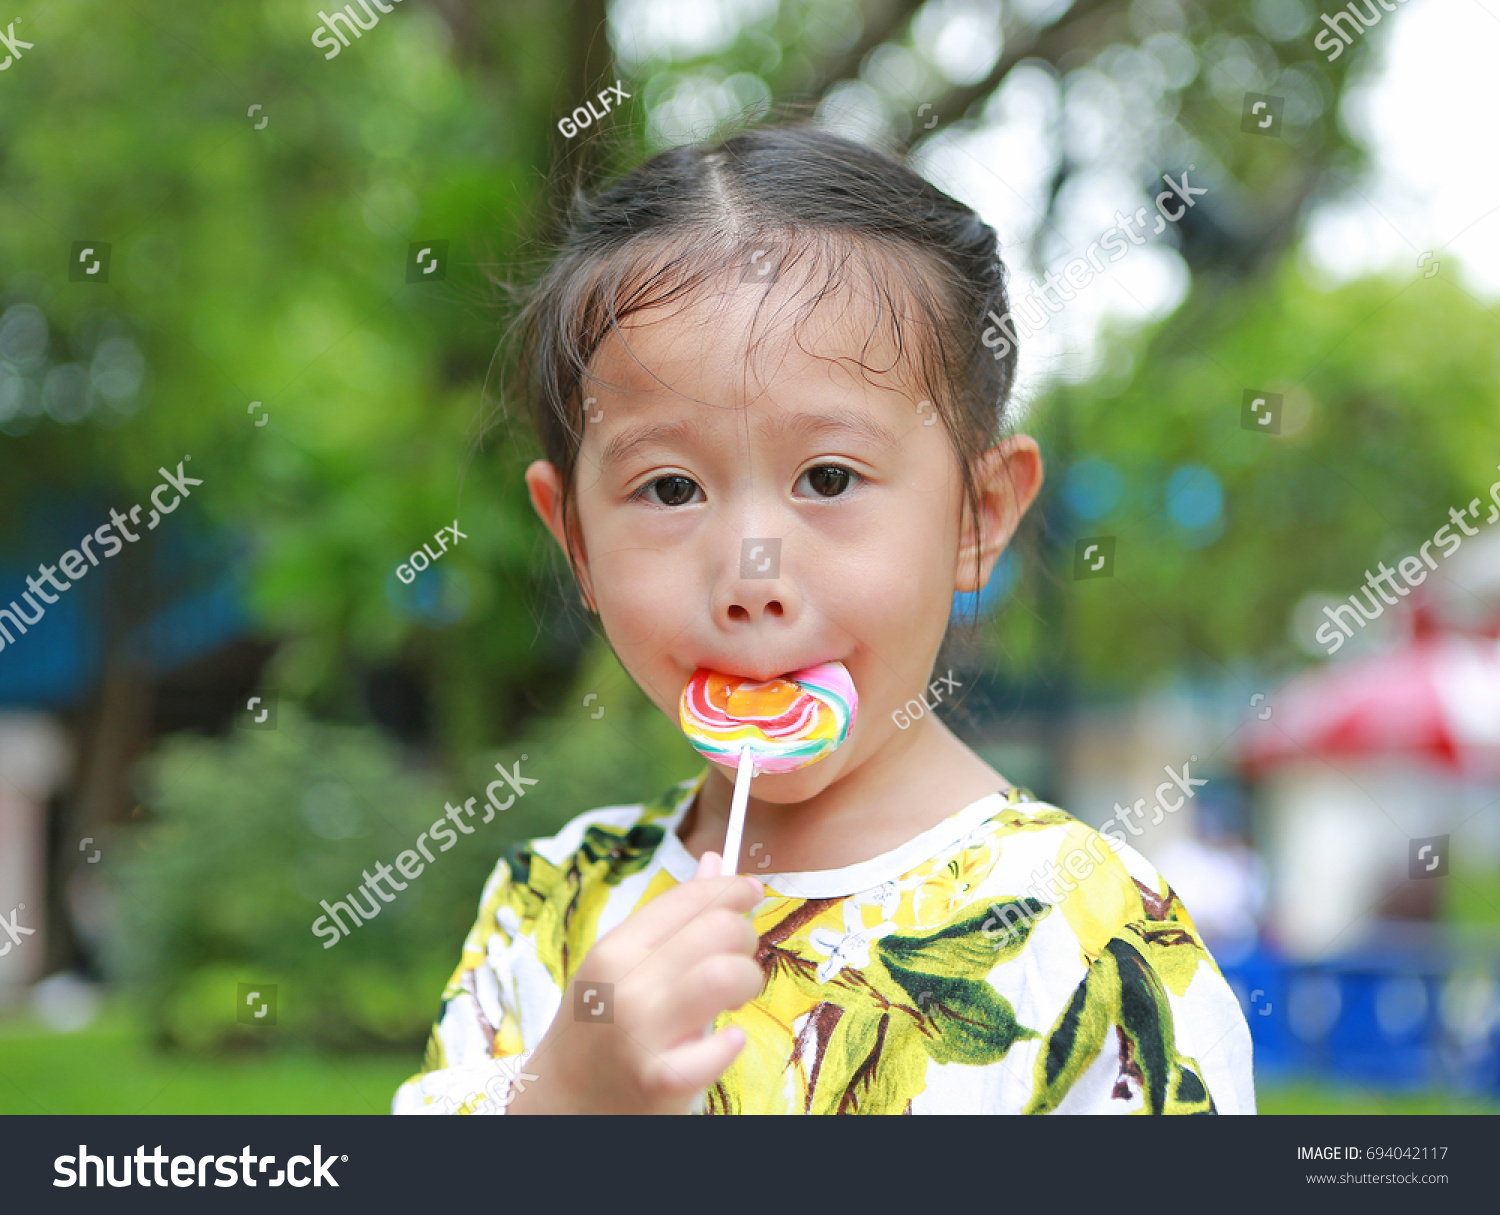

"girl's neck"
[677,716,1009,875]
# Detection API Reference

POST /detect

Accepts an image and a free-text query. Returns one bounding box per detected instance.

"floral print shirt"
[392,771,1255,1115]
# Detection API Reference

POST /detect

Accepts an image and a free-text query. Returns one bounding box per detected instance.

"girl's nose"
[715,536,799,627]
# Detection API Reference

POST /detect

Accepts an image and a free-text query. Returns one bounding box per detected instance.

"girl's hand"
[507,851,765,1114]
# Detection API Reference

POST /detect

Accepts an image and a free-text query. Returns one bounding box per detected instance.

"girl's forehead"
[577,287,932,475]
[585,273,925,406]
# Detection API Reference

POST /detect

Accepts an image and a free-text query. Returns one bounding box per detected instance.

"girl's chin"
[708,753,846,797]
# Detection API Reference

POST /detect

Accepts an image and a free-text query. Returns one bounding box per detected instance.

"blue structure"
[1221,945,1500,1096]
[0,493,251,708]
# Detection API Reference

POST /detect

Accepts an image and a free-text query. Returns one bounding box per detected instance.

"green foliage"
[0,0,575,761]
[0,0,1376,752]
[107,637,703,1053]
[0,0,1433,1074]
[997,261,1500,687]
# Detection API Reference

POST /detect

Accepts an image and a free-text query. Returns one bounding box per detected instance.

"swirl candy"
[678,661,858,775]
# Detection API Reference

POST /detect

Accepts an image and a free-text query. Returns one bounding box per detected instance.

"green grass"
[2,1006,1497,1114]
[0,1007,414,1115]
[1255,1084,1500,1115]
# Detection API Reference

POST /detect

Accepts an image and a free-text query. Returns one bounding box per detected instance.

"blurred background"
[1,0,1498,1114]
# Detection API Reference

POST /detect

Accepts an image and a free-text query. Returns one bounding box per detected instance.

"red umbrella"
[1240,603,1500,780]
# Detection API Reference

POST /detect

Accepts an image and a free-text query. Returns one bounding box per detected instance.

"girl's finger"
[645,1025,747,1098]
[693,849,721,881]
[635,906,760,991]
[643,953,765,1048]
[618,873,763,953]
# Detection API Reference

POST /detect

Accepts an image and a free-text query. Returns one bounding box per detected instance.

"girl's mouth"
[696,658,843,684]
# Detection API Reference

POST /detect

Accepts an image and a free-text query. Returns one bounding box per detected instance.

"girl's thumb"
[694,850,723,881]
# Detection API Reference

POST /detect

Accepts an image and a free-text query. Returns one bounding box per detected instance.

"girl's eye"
[637,475,702,507]
[797,465,859,498]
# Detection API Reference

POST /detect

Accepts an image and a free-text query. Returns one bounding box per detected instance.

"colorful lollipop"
[678,661,858,874]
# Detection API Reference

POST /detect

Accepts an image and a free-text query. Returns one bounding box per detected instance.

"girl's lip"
[695,659,842,683]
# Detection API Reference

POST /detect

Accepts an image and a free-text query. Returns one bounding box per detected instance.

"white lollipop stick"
[690,746,755,1115]
[719,747,755,877]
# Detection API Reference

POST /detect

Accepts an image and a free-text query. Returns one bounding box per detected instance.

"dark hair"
[496,124,1020,622]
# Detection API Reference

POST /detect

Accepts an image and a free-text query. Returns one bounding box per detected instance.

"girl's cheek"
[598,594,677,651]
[594,544,703,640]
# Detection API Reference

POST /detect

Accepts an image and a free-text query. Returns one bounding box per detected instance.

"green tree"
[1005,259,1500,689]
[0,1,1388,972]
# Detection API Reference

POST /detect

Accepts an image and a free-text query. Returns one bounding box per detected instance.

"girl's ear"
[955,435,1044,593]
[524,460,598,613]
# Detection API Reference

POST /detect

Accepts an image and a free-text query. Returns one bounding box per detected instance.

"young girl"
[392,126,1255,1115]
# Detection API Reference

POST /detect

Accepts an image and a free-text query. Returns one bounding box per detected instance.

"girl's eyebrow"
[765,411,902,450]
[599,418,702,471]
[598,411,901,470]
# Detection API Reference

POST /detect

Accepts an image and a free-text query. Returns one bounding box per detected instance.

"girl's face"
[527,271,1040,804]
